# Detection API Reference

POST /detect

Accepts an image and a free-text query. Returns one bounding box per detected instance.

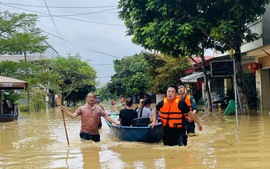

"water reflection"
[1,106,270,168]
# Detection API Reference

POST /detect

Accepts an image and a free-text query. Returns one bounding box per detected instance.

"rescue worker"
[177,82,198,135]
[149,84,202,146]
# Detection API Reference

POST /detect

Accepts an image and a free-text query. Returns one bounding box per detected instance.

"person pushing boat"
[60,92,120,142]
[149,84,202,146]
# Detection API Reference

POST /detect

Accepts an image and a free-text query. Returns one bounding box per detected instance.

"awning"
[0,76,28,89]
[180,71,210,83]
[180,72,204,82]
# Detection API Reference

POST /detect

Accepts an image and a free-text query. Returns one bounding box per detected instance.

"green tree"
[142,52,191,94]
[52,54,97,101]
[0,60,53,88]
[0,60,54,111]
[65,84,96,106]
[118,0,270,114]
[30,88,46,112]
[108,54,150,98]
[118,0,218,111]
[96,84,115,101]
[0,61,20,77]
[0,11,48,61]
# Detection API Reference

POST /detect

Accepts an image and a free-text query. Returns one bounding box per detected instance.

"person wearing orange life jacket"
[178,82,198,134]
[149,84,202,146]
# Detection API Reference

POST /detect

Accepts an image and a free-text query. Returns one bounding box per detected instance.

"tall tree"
[65,85,96,106]
[108,54,150,98]
[0,60,53,110]
[0,11,48,61]
[52,54,97,101]
[118,0,219,112]
[0,60,53,88]
[95,84,115,101]
[118,0,270,114]
[142,52,191,94]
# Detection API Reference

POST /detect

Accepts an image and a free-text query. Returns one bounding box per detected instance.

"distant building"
[0,40,58,62]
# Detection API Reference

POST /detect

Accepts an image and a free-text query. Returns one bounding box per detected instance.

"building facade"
[180,4,270,111]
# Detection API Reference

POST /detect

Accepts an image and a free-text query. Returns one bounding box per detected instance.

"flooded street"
[1,103,270,169]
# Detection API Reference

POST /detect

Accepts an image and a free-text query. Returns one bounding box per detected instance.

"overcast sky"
[0,0,144,86]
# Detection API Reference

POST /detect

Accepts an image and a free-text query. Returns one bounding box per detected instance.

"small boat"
[0,113,18,122]
[0,76,28,122]
[105,114,164,143]
[0,100,19,122]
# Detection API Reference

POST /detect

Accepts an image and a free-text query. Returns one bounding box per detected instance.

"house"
[240,4,270,110]
[180,4,270,110]
[180,55,233,106]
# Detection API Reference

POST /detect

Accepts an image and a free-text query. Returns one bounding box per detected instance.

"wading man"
[150,84,202,146]
[60,93,120,142]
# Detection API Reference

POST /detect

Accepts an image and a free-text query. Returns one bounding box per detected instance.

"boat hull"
[105,114,163,143]
[0,114,18,122]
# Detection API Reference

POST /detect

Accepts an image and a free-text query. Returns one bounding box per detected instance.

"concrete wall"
[261,69,270,109]
[262,4,270,45]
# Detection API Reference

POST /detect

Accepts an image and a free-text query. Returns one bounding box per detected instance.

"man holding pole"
[60,92,120,142]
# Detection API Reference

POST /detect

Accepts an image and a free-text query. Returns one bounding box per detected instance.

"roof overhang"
[180,71,211,83]
[0,76,28,90]
[180,72,204,83]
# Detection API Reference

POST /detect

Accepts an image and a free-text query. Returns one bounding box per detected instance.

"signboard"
[2,83,13,87]
[211,60,234,77]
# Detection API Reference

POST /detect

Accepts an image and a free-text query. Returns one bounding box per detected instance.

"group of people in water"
[60,82,202,146]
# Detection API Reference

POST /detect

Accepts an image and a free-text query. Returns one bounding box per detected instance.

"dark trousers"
[163,127,187,146]
[79,132,100,142]
[185,121,195,134]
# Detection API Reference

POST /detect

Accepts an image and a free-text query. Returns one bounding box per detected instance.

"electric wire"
[0,2,115,9]
[43,30,122,59]
[43,0,73,54]
[0,3,123,26]
[0,1,132,82]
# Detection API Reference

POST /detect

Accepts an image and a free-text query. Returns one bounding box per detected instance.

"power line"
[43,30,122,59]
[1,1,127,59]
[0,2,117,17]
[48,15,123,27]
[41,8,117,17]
[0,3,123,27]
[43,0,72,54]
[0,1,116,9]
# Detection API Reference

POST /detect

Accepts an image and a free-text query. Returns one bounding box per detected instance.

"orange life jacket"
[177,94,192,120]
[159,97,184,128]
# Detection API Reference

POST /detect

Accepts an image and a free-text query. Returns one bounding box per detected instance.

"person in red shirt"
[60,93,120,142]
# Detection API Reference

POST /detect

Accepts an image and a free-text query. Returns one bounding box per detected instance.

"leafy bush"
[30,89,46,112]
[19,104,29,112]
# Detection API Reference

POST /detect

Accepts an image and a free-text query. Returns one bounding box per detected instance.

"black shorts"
[79,132,100,142]
[163,127,187,146]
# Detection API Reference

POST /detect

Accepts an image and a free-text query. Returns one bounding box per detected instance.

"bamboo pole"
[55,71,69,146]
[58,95,70,146]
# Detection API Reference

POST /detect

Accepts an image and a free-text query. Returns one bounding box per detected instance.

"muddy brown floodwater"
[1,103,270,169]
